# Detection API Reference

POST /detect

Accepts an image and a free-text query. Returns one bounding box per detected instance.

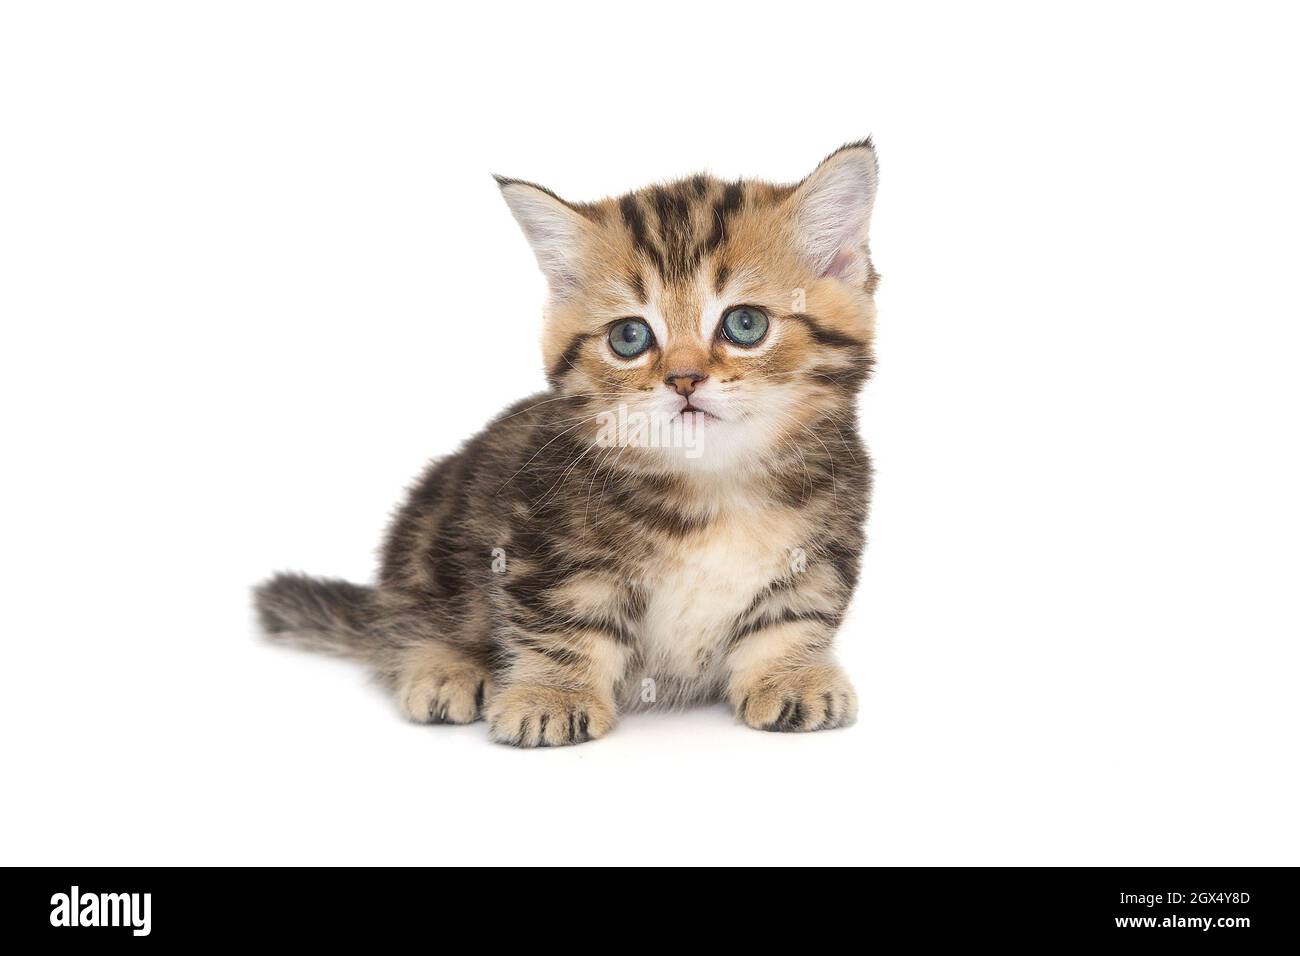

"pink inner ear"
[821,246,858,279]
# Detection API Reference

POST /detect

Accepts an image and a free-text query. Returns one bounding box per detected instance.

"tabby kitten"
[256,141,879,746]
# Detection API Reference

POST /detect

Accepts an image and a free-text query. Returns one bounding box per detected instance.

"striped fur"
[256,141,880,746]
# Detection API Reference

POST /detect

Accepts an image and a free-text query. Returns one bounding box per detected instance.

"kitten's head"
[498,141,878,474]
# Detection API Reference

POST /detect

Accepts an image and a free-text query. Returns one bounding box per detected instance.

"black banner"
[7,867,1295,945]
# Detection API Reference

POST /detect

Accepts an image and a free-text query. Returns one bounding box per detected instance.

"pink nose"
[664,371,707,397]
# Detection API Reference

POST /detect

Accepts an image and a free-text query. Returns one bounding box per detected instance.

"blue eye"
[609,319,653,358]
[720,306,769,347]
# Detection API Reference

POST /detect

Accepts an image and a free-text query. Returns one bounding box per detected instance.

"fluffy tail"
[254,573,379,660]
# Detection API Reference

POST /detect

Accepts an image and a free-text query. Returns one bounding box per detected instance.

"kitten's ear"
[495,176,590,295]
[786,140,878,284]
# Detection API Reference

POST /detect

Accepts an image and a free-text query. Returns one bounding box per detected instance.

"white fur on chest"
[637,508,801,680]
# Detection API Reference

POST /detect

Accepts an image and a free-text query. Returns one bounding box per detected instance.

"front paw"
[731,663,858,732]
[396,647,493,725]
[486,684,615,747]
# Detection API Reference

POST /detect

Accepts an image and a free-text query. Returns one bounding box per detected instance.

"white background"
[2,1,1297,866]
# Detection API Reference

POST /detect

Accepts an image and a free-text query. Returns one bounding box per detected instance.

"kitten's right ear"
[495,176,590,296]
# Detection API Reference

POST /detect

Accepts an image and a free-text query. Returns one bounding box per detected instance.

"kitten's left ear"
[786,139,878,284]
[495,176,591,296]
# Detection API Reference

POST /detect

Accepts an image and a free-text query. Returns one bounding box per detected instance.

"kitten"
[255,141,879,746]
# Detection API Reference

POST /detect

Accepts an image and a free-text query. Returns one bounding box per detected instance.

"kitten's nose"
[664,371,708,397]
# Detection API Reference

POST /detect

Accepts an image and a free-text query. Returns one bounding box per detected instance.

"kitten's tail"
[254,573,379,660]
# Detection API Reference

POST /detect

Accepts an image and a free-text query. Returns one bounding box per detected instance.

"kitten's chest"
[636,507,802,678]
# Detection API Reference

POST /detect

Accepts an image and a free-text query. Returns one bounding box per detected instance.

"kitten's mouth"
[678,401,719,422]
